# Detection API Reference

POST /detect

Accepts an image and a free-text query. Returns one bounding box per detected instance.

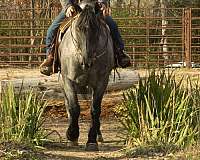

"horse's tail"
[76,4,100,69]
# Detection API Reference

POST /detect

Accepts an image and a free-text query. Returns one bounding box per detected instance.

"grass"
[0,83,47,145]
[115,69,200,157]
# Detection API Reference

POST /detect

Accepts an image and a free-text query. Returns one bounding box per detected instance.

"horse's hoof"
[97,134,104,142]
[85,143,99,151]
[67,139,78,147]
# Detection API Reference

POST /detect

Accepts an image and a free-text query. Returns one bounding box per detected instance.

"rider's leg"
[40,10,66,75]
[104,15,124,50]
[104,15,131,68]
[46,10,66,54]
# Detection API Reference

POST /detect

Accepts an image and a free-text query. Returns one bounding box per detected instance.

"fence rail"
[0,7,200,68]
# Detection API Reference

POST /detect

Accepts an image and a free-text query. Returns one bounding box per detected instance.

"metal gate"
[0,7,200,68]
[111,7,200,68]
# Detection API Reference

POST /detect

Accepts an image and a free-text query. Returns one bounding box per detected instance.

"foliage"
[0,83,48,145]
[115,70,200,149]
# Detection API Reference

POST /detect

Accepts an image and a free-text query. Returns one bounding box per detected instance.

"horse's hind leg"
[97,129,104,142]
[62,77,80,145]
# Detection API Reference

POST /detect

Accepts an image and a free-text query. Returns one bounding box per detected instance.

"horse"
[58,1,114,151]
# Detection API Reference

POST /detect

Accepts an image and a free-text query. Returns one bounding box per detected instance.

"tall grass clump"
[0,83,47,145]
[115,70,200,149]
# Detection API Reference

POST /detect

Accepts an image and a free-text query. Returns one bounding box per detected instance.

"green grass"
[115,70,200,152]
[0,83,48,145]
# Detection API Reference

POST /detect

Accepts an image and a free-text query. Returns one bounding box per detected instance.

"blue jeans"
[104,16,124,50]
[46,10,66,54]
[46,11,125,54]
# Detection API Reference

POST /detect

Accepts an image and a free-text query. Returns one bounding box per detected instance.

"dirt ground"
[1,67,200,159]
[41,117,126,160]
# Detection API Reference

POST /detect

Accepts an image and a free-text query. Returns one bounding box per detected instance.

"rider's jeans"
[46,10,66,55]
[104,15,125,50]
[45,11,125,55]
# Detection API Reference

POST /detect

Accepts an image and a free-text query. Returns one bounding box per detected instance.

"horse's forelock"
[76,3,100,57]
[76,4,99,34]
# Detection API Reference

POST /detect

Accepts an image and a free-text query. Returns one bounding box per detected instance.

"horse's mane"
[76,4,100,49]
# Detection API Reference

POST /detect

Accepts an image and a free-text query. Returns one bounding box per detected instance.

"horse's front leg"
[62,77,80,146]
[86,79,108,151]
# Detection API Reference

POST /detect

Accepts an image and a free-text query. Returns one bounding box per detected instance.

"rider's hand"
[102,7,110,16]
[66,5,75,17]
[99,3,110,16]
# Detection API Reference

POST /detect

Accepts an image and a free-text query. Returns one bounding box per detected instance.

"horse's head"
[74,1,100,68]
[59,0,114,87]
[76,1,99,33]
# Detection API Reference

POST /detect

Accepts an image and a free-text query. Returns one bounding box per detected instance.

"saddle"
[51,15,79,73]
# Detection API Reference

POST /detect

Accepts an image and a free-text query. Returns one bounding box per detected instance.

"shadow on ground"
[42,141,125,160]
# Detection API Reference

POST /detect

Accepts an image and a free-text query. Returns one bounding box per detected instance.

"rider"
[40,0,131,76]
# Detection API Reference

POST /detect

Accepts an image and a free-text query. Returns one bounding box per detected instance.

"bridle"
[70,15,109,64]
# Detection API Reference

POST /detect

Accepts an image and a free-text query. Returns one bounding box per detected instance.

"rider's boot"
[39,52,54,76]
[115,48,131,68]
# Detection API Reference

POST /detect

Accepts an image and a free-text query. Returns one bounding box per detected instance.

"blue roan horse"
[58,2,114,151]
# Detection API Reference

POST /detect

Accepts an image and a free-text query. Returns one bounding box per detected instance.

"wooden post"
[182,8,185,64]
[184,8,192,68]
[145,8,150,69]
[29,0,35,67]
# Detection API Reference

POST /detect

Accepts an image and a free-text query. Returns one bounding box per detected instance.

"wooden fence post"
[184,8,192,68]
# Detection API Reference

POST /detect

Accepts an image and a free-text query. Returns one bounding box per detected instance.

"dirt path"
[43,117,125,160]
[42,89,126,160]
